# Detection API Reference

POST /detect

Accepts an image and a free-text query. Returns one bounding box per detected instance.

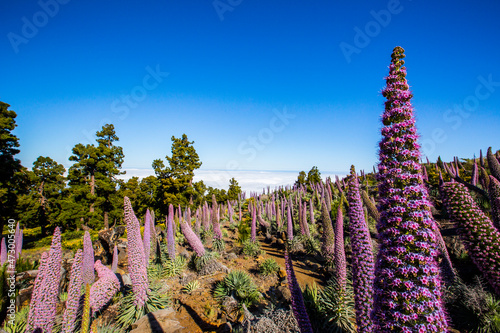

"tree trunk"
[104,211,109,229]
[90,174,95,213]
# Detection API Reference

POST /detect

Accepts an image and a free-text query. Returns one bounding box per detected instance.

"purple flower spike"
[320,199,334,263]
[124,196,148,307]
[167,204,176,260]
[61,250,83,333]
[334,202,347,290]
[180,217,205,257]
[212,195,223,240]
[90,260,120,315]
[284,249,313,333]
[287,204,294,241]
[373,47,448,332]
[346,166,374,332]
[111,245,118,273]
[441,182,500,294]
[0,238,6,266]
[83,231,95,285]
[251,206,257,242]
[27,227,62,333]
[143,210,152,266]
[488,175,500,230]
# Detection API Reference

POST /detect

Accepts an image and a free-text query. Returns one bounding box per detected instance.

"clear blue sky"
[2,0,499,177]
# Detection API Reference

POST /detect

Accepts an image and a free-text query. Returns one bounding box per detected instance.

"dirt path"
[259,239,326,288]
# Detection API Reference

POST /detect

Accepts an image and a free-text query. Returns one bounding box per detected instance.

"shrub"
[214,270,261,309]
[242,240,262,257]
[258,258,280,277]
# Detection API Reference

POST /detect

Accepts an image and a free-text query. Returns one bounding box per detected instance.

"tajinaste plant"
[488,175,500,230]
[61,249,83,333]
[0,238,6,266]
[143,210,152,266]
[251,206,257,242]
[212,195,222,240]
[26,227,62,333]
[320,199,335,264]
[373,46,448,332]
[287,204,294,241]
[83,231,95,285]
[180,217,206,257]
[487,147,500,181]
[346,166,374,332]
[124,196,148,307]
[441,181,500,294]
[334,201,347,290]
[284,249,313,333]
[90,260,120,315]
[111,245,118,273]
[167,204,176,260]
[309,199,315,225]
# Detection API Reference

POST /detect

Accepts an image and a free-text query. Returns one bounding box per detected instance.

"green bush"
[214,270,261,308]
[258,258,280,277]
[242,240,262,257]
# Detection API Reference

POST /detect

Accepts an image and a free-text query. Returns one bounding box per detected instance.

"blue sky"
[1,0,500,188]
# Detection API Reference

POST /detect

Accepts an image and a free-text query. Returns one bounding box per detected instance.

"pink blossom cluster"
[26,227,62,333]
[180,216,206,257]
[334,203,347,289]
[441,181,500,294]
[90,260,120,315]
[373,46,447,332]
[124,196,149,307]
[83,231,95,285]
[61,250,83,333]
[346,166,374,332]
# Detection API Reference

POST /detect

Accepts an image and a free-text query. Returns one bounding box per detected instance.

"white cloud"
[119,168,348,195]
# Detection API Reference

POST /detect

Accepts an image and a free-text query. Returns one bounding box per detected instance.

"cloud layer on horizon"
[118,168,348,194]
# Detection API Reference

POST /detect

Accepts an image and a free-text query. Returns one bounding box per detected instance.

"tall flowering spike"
[334,201,347,290]
[124,196,148,307]
[167,204,176,260]
[90,260,120,315]
[111,245,118,273]
[487,147,500,181]
[320,199,335,263]
[488,175,500,230]
[361,188,381,222]
[441,182,500,294]
[286,204,293,241]
[27,227,62,333]
[309,199,315,225]
[251,206,257,242]
[212,195,223,240]
[83,231,95,285]
[180,218,205,257]
[373,47,448,332]
[431,224,456,283]
[143,212,151,267]
[0,238,6,265]
[16,229,23,259]
[301,202,310,236]
[284,249,313,333]
[471,160,479,186]
[61,250,83,333]
[346,166,374,332]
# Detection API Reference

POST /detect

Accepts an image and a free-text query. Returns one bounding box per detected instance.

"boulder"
[130,307,183,333]
[95,226,126,264]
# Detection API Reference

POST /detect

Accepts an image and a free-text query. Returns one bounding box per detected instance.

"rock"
[276,239,284,245]
[179,272,196,286]
[276,285,291,303]
[253,317,280,333]
[278,268,287,280]
[95,226,126,264]
[117,241,128,267]
[130,307,183,333]
[226,253,238,261]
[17,286,33,308]
[16,270,38,282]
[199,259,225,276]
[117,273,132,287]
[222,296,238,315]
[178,249,190,260]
